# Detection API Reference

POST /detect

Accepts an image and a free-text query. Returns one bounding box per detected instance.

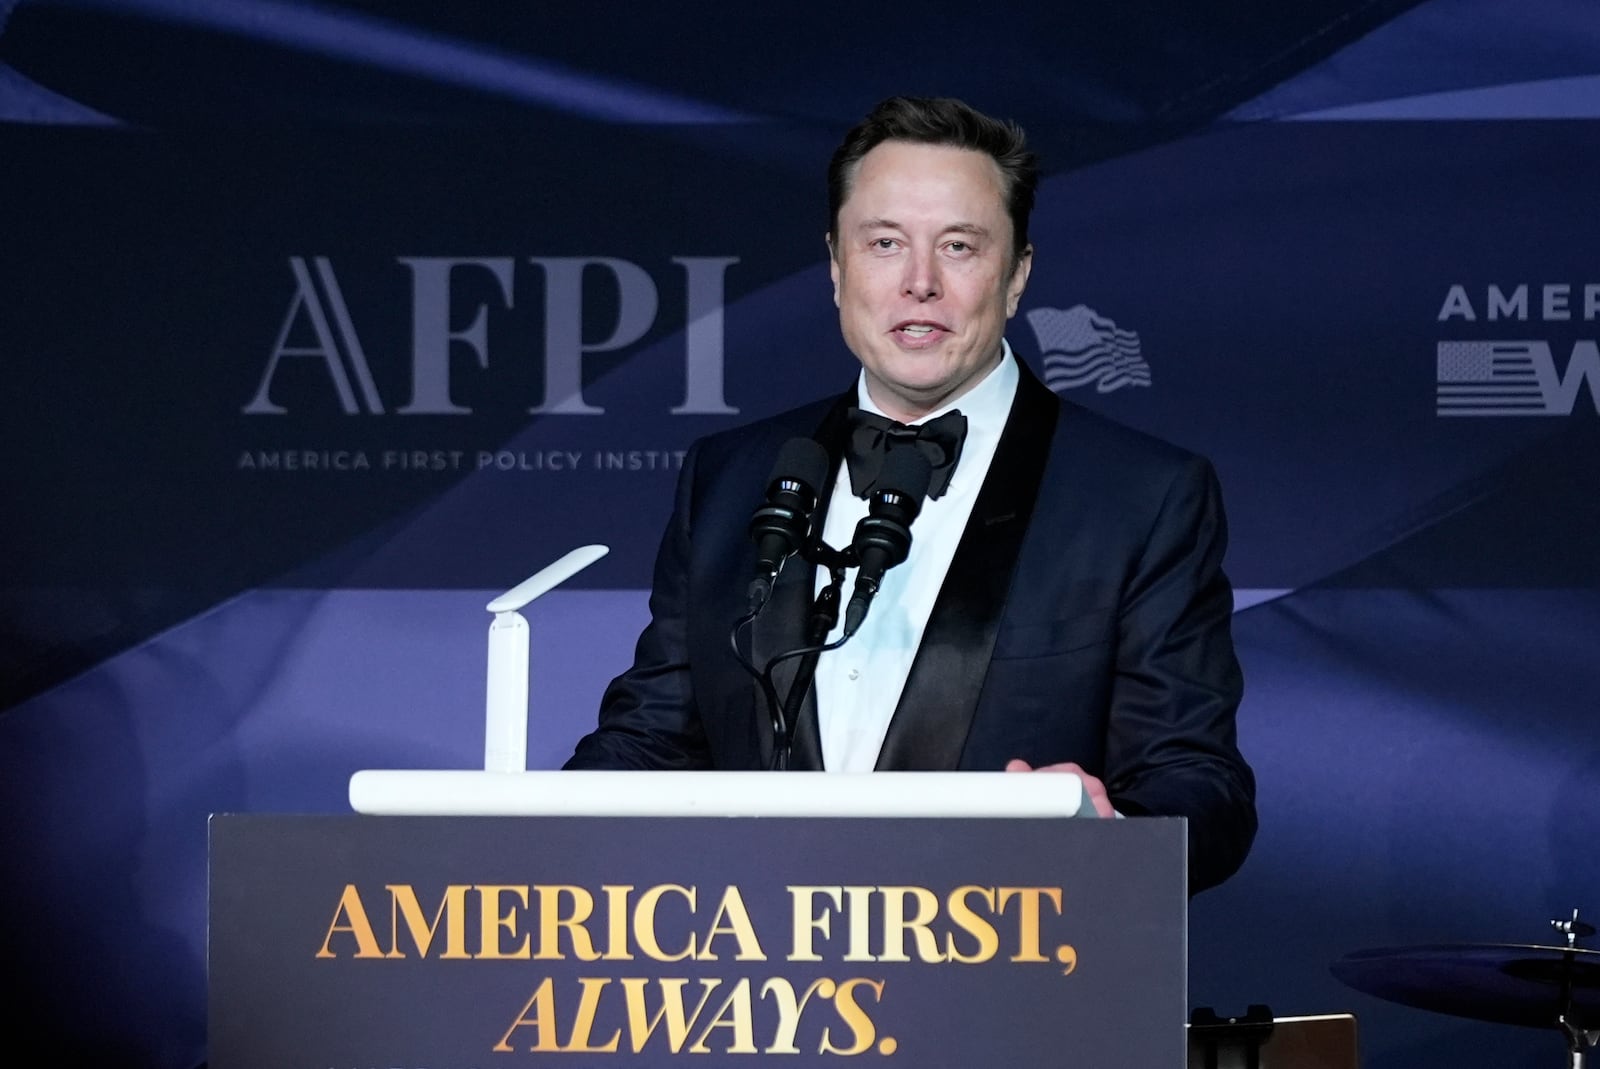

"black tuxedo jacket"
[567,362,1256,892]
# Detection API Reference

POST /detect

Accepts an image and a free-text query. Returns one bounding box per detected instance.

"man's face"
[829,139,1032,422]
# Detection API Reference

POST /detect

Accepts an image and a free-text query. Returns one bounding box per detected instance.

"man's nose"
[901,250,941,301]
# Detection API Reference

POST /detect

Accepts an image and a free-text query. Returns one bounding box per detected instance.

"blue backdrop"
[3,1,1599,1065]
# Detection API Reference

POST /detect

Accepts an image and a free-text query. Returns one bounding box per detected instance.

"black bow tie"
[844,407,968,500]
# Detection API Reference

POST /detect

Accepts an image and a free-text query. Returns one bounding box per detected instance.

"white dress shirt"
[813,343,1020,771]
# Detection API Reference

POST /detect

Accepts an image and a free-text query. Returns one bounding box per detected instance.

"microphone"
[746,437,829,611]
[843,445,933,637]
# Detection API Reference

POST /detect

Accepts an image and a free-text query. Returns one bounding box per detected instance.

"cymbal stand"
[1553,911,1598,1069]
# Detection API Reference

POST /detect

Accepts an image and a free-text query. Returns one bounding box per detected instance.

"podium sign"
[209,814,1185,1067]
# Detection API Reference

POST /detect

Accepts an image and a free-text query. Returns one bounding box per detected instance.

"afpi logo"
[1025,305,1150,395]
[243,255,740,417]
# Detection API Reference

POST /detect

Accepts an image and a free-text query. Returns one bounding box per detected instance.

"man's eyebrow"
[853,219,993,237]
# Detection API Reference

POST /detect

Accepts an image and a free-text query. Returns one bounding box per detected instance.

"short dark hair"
[827,96,1038,265]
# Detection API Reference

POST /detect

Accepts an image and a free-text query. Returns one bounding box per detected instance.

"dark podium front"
[209,778,1186,1067]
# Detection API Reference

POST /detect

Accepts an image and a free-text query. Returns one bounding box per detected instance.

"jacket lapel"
[874,365,1059,770]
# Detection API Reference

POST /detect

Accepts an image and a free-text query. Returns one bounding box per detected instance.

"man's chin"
[867,379,962,419]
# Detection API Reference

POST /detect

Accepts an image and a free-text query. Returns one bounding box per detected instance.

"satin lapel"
[753,393,855,771]
[875,366,1060,770]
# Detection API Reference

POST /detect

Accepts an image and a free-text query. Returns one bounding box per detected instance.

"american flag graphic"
[1435,341,1550,416]
[1027,305,1151,394]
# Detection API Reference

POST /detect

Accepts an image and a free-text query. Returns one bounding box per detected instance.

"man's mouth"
[895,321,946,337]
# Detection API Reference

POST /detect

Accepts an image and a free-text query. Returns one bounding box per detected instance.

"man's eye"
[872,238,897,249]
[948,241,969,252]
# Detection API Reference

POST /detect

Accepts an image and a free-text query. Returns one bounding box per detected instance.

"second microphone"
[842,446,933,637]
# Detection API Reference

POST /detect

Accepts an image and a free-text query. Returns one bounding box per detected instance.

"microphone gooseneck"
[843,445,933,637]
[746,437,829,612]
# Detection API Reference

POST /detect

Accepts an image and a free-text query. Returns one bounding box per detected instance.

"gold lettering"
[385,883,469,959]
[534,885,600,962]
[476,884,531,959]
[998,886,1063,962]
[877,885,940,962]
[494,977,561,1052]
[760,977,835,1053]
[603,884,634,960]
[633,884,697,962]
[820,978,884,1055]
[700,885,766,961]
[842,886,874,962]
[315,884,383,959]
[689,977,757,1053]
[621,977,721,1052]
[1057,944,1079,975]
[943,885,1000,963]
[563,977,622,1052]
[788,886,841,962]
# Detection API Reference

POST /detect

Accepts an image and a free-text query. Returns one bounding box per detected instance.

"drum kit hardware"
[1332,909,1599,1068]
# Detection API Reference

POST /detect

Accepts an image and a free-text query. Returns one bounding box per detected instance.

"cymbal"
[1331,943,1600,1029]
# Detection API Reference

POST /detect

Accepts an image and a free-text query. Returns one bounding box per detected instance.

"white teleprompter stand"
[481,543,610,773]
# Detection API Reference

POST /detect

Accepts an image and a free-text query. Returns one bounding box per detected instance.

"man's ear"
[826,234,841,307]
[1005,244,1034,317]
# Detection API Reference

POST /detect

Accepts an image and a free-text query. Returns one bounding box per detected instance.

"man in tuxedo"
[566,96,1255,893]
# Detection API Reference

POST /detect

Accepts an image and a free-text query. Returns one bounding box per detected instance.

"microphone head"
[746,437,830,612]
[842,445,930,638]
[768,437,830,495]
[875,444,933,504]
[849,442,932,580]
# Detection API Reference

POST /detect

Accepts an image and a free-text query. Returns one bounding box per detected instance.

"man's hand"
[1004,759,1115,818]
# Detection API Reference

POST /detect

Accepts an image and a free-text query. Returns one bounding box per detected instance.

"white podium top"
[348,769,1095,819]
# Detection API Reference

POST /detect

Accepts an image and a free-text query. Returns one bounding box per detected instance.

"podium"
[209,773,1187,1067]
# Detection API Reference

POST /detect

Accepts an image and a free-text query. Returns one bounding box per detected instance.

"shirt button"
[847,668,860,681]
